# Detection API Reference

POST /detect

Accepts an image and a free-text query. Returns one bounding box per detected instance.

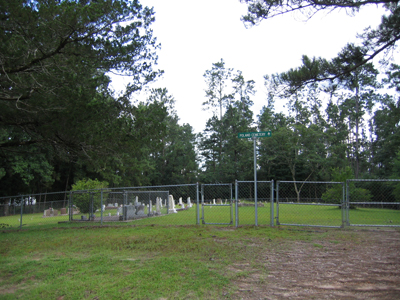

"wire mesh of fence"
[346,179,400,227]
[276,181,345,228]
[200,184,234,225]
[0,180,399,230]
[236,181,274,226]
[0,192,71,229]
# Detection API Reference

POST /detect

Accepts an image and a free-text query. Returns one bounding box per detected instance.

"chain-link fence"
[276,181,345,228]
[0,184,199,229]
[236,181,274,226]
[0,192,71,229]
[346,179,400,227]
[1,180,399,230]
[200,184,234,225]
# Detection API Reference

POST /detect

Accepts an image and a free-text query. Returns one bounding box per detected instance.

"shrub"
[71,178,108,215]
[322,167,372,206]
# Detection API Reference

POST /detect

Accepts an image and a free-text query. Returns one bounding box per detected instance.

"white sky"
[111,0,395,134]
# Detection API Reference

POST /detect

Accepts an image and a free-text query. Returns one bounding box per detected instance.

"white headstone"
[156,198,161,215]
[148,200,153,216]
[213,199,216,205]
[187,197,192,208]
[179,197,183,206]
[117,206,123,215]
[114,203,118,207]
[168,195,177,213]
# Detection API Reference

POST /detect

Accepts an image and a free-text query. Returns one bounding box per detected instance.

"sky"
[111,0,395,134]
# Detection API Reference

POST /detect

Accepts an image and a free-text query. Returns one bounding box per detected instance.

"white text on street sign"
[237,131,272,139]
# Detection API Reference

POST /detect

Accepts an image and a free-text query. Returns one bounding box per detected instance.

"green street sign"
[238,131,272,139]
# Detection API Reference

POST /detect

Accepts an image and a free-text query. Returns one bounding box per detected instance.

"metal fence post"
[196,182,200,225]
[69,192,73,221]
[201,184,204,224]
[346,180,350,226]
[270,180,274,227]
[253,138,258,226]
[100,189,103,226]
[341,182,346,228]
[20,195,23,229]
[235,180,238,227]
[276,181,280,226]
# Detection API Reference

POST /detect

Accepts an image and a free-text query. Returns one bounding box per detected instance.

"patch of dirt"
[230,229,400,299]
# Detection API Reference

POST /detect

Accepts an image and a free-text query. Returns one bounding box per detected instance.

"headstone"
[178,197,183,206]
[148,200,153,216]
[136,204,146,216]
[114,203,118,207]
[213,199,216,205]
[168,195,177,213]
[187,197,192,208]
[225,199,227,204]
[101,205,105,212]
[135,196,139,205]
[60,208,67,215]
[117,206,123,216]
[217,199,223,205]
[45,209,51,217]
[123,205,136,220]
[107,203,114,207]
[156,198,161,215]
[81,215,87,220]
[108,213,111,217]
[159,197,163,208]
[53,210,58,216]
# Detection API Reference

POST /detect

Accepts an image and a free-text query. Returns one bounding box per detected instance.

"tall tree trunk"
[355,85,360,179]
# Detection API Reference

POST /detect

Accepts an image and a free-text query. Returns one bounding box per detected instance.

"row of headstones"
[105,195,194,219]
[209,199,229,205]
[43,207,67,217]
[104,196,193,210]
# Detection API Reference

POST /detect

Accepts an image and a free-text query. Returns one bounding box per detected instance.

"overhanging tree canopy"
[241,0,400,85]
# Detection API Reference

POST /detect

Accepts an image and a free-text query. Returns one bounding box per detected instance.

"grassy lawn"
[0,224,360,300]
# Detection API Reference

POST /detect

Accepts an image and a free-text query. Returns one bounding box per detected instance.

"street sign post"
[237,131,272,226]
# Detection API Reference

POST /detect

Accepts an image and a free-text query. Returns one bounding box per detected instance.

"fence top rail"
[124,190,169,194]
[110,183,197,190]
[346,179,400,182]
[202,183,232,186]
[277,181,344,184]
[0,184,197,200]
[236,181,273,183]
[0,191,70,201]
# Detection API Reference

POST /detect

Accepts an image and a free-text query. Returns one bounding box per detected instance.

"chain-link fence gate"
[276,181,345,228]
[201,184,234,225]
[236,181,274,226]
[346,179,400,227]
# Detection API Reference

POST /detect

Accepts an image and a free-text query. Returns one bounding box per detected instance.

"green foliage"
[71,178,108,215]
[322,167,372,204]
[0,0,162,195]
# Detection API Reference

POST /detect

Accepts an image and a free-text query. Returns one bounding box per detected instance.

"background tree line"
[1,0,399,197]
